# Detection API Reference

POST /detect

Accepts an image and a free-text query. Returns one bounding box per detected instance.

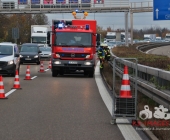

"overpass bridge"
[0,1,152,13]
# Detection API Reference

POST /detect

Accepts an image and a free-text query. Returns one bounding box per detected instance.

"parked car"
[0,42,20,76]
[39,46,51,58]
[20,43,41,65]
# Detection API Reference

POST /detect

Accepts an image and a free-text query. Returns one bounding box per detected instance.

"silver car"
[39,47,51,58]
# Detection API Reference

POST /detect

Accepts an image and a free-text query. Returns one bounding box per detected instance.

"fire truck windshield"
[56,32,92,47]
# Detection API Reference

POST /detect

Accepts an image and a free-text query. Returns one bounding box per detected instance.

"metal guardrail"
[136,42,170,52]
[109,42,170,110]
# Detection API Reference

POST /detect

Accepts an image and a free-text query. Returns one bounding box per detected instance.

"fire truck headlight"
[56,54,60,58]
[54,61,61,64]
[86,55,90,58]
[84,62,92,65]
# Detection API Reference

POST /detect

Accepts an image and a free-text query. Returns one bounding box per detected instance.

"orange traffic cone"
[12,70,22,89]
[120,66,132,98]
[48,60,52,69]
[39,61,45,73]
[24,65,31,80]
[0,75,7,99]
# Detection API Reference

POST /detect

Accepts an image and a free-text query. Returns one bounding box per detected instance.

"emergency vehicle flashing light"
[56,23,90,30]
[85,25,90,30]
[58,23,64,29]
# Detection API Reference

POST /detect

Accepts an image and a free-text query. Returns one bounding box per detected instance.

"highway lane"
[147,45,170,57]
[0,61,124,140]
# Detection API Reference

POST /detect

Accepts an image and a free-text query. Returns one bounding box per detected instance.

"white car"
[0,42,20,76]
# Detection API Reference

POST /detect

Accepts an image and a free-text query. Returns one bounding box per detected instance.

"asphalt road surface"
[147,45,170,57]
[0,60,124,140]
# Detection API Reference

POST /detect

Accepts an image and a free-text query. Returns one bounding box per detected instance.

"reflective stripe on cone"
[24,65,31,80]
[12,70,22,89]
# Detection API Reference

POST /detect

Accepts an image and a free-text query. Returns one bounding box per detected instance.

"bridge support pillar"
[130,12,133,45]
[125,12,129,47]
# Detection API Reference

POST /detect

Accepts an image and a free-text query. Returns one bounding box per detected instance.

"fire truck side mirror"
[47,31,50,45]
[96,33,100,42]
[97,42,100,46]
[47,41,50,45]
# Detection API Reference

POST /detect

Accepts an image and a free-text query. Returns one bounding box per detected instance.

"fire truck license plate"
[68,61,77,64]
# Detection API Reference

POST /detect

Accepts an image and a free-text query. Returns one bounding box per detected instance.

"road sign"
[153,0,170,20]
[12,28,19,39]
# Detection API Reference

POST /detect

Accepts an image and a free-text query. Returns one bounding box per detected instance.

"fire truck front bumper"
[52,59,95,71]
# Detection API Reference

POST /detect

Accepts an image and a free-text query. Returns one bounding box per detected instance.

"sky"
[46,0,170,30]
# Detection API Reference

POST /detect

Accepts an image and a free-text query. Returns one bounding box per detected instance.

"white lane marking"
[45,69,49,71]
[31,76,37,79]
[5,89,16,97]
[95,63,112,113]
[95,61,142,140]
[146,48,157,54]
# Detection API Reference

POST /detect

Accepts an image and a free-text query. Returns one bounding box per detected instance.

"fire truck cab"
[47,18,100,77]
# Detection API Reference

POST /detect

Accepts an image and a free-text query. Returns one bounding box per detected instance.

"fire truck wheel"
[89,71,94,78]
[84,71,88,76]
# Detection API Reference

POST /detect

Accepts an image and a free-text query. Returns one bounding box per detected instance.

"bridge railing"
[110,42,170,110]
[0,1,153,12]
[130,1,153,9]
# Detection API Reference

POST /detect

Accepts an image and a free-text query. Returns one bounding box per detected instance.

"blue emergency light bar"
[55,23,90,30]
[85,25,90,30]
[58,23,64,29]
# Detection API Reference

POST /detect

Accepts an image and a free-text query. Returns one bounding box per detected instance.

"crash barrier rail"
[109,42,170,110]
[0,1,152,13]
[111,58,138,124]
[136,42,170,52]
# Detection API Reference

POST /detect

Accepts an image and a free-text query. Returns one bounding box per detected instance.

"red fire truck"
[47,14,100,77]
